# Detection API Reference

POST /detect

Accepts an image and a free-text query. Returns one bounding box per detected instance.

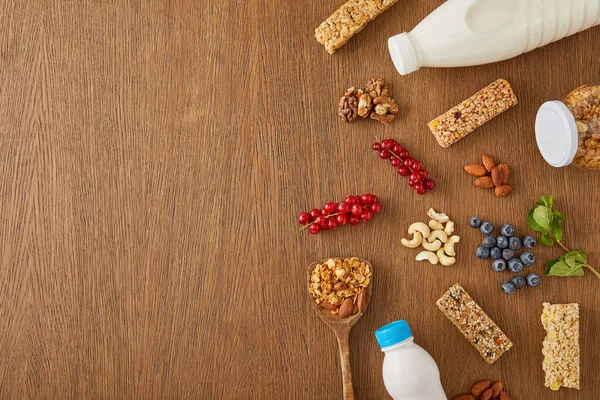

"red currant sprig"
[372,139,434,195]
[298,194,381,234]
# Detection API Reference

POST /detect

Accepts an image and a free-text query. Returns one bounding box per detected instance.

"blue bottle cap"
[375,320,413,348]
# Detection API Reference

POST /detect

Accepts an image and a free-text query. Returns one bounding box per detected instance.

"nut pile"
[464,154,512,197]
[309,258,371,317]
[470,217,540,294]
[339,78,398,124]
[402,208,460,266]
[454,380,511,400]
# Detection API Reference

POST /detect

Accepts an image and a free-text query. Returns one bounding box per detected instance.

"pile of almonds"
[454,380,511,400]
[464,154,512,197]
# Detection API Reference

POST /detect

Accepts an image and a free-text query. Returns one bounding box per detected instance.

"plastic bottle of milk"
[388,0,600,75]
[375,320,447,400]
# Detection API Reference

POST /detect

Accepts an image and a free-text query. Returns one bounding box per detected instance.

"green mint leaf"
[564,250,587,268]
[533,206,552,230]
[545,258,560,275]
[549,218,563,242]
[540,233,554,246]
[527,209,546,233]
[553,210,565,222]
[539,195,554,209]
[547,260,585,277]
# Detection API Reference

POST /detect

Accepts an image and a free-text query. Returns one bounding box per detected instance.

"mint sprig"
[528,195,600,280]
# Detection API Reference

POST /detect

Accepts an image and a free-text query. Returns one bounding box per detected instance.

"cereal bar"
[541,303,580,391]
[315,0,399,54]
[428,79,518,147]
[436,283,512,364]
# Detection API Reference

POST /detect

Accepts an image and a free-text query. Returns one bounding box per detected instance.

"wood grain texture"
[0,0,599,398]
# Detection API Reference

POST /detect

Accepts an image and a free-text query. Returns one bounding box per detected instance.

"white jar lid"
[535,101,579,167]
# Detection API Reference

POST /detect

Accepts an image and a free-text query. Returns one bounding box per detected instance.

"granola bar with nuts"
[315,0,399,54]
[541,303,580,391]
[428,79,518,147]
[309,257,371,316]
[436,283,512,364]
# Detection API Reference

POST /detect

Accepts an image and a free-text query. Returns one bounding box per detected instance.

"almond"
[464,164,488,177]
[471,380,491,396]
[320,301,338,310]
[499,391,511,400]
[480,388,493,400]
[338,298,354,318]
[497,163,509,185]
[357,287,367,313]
[495,185,513,197]
[482,154,496,172]
[474,176,495,189]
[334,282,347,291]
[453,394,475,400]
[491,166,503,187]
[491,381,503,397]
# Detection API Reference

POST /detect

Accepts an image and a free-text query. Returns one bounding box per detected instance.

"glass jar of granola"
[535,85,600,170]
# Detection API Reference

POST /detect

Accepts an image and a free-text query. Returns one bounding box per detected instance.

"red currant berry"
[349,215,361,225]
[419,170,428,179]
[370,203,381,213]
[411,161,422,171]
[381,140,392,150]
[371,195,378,204]
[388,138,397,146]
[344,196,356,204]
[410,172,421,182]
[415,183,426,195]
[354,195,363,204]
[315,215,327,226]
[337,202,350,213]
[379,150,390,159]
[408,180,417,187]
[392,144,403,154]
[336,214,347,225]
[399,150,410,159]
[309,224,320,234]
[361,194,373,204]
[372,142,382,151]
[424,179,435,190]
[298,212,311,225]
[398,166,410,176]
[351,204,363,216]
[323,202,336,214]
[361,211,372,221]
[404,157,414,168]
[310,208,321,219]
[390,157,401,167]
[327,219,337,230]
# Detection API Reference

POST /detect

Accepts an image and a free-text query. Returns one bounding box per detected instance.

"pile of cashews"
[401,208,460,266]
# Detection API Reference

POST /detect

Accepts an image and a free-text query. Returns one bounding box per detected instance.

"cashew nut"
[422,239,442,251]
[401,231,423,248]
[416,251,439,265]
[408,222,430,239]
[437,248,456,266]
[427,208,449,223]
[428,230,448,243]
[428,220,444,230]
[444,235,461,257]
[444,220,455,235]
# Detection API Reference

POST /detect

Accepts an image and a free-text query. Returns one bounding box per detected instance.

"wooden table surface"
[1,1,599,399]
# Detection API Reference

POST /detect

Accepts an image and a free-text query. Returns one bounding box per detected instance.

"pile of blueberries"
[469,216,541,295]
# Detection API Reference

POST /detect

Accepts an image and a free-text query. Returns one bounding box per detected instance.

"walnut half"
[370,96,398,124]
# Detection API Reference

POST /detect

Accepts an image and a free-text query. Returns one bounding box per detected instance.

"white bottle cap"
[388,33,418,75]
[535,101,579,167]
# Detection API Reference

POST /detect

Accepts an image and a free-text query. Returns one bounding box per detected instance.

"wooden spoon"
[307,258,373,400]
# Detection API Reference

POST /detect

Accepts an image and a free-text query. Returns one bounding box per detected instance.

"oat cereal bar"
[436,283,512,364]
[541,303,580,391]
[428,79,518,147]
[315,0,399,54]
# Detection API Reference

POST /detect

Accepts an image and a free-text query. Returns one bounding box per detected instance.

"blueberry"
[500,224,515,237]
[496,235,509,249]
[483,235,496,249]
[512,275,526,289]
[490,247,502,259]
[526,273,541,287]
[502,248,515,260]
[508,236,522,251]
[523,235,537,249]
[508,258,523,273]
[469,216,482,228]
[520,251,536,266]
[480,222,494,235]
[492,259,506,272]
[476,246,490,259]
[502,281,516,295]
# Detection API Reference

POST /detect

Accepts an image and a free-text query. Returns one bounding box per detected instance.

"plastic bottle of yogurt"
[388,0,600,75]
[375,320,447,400]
